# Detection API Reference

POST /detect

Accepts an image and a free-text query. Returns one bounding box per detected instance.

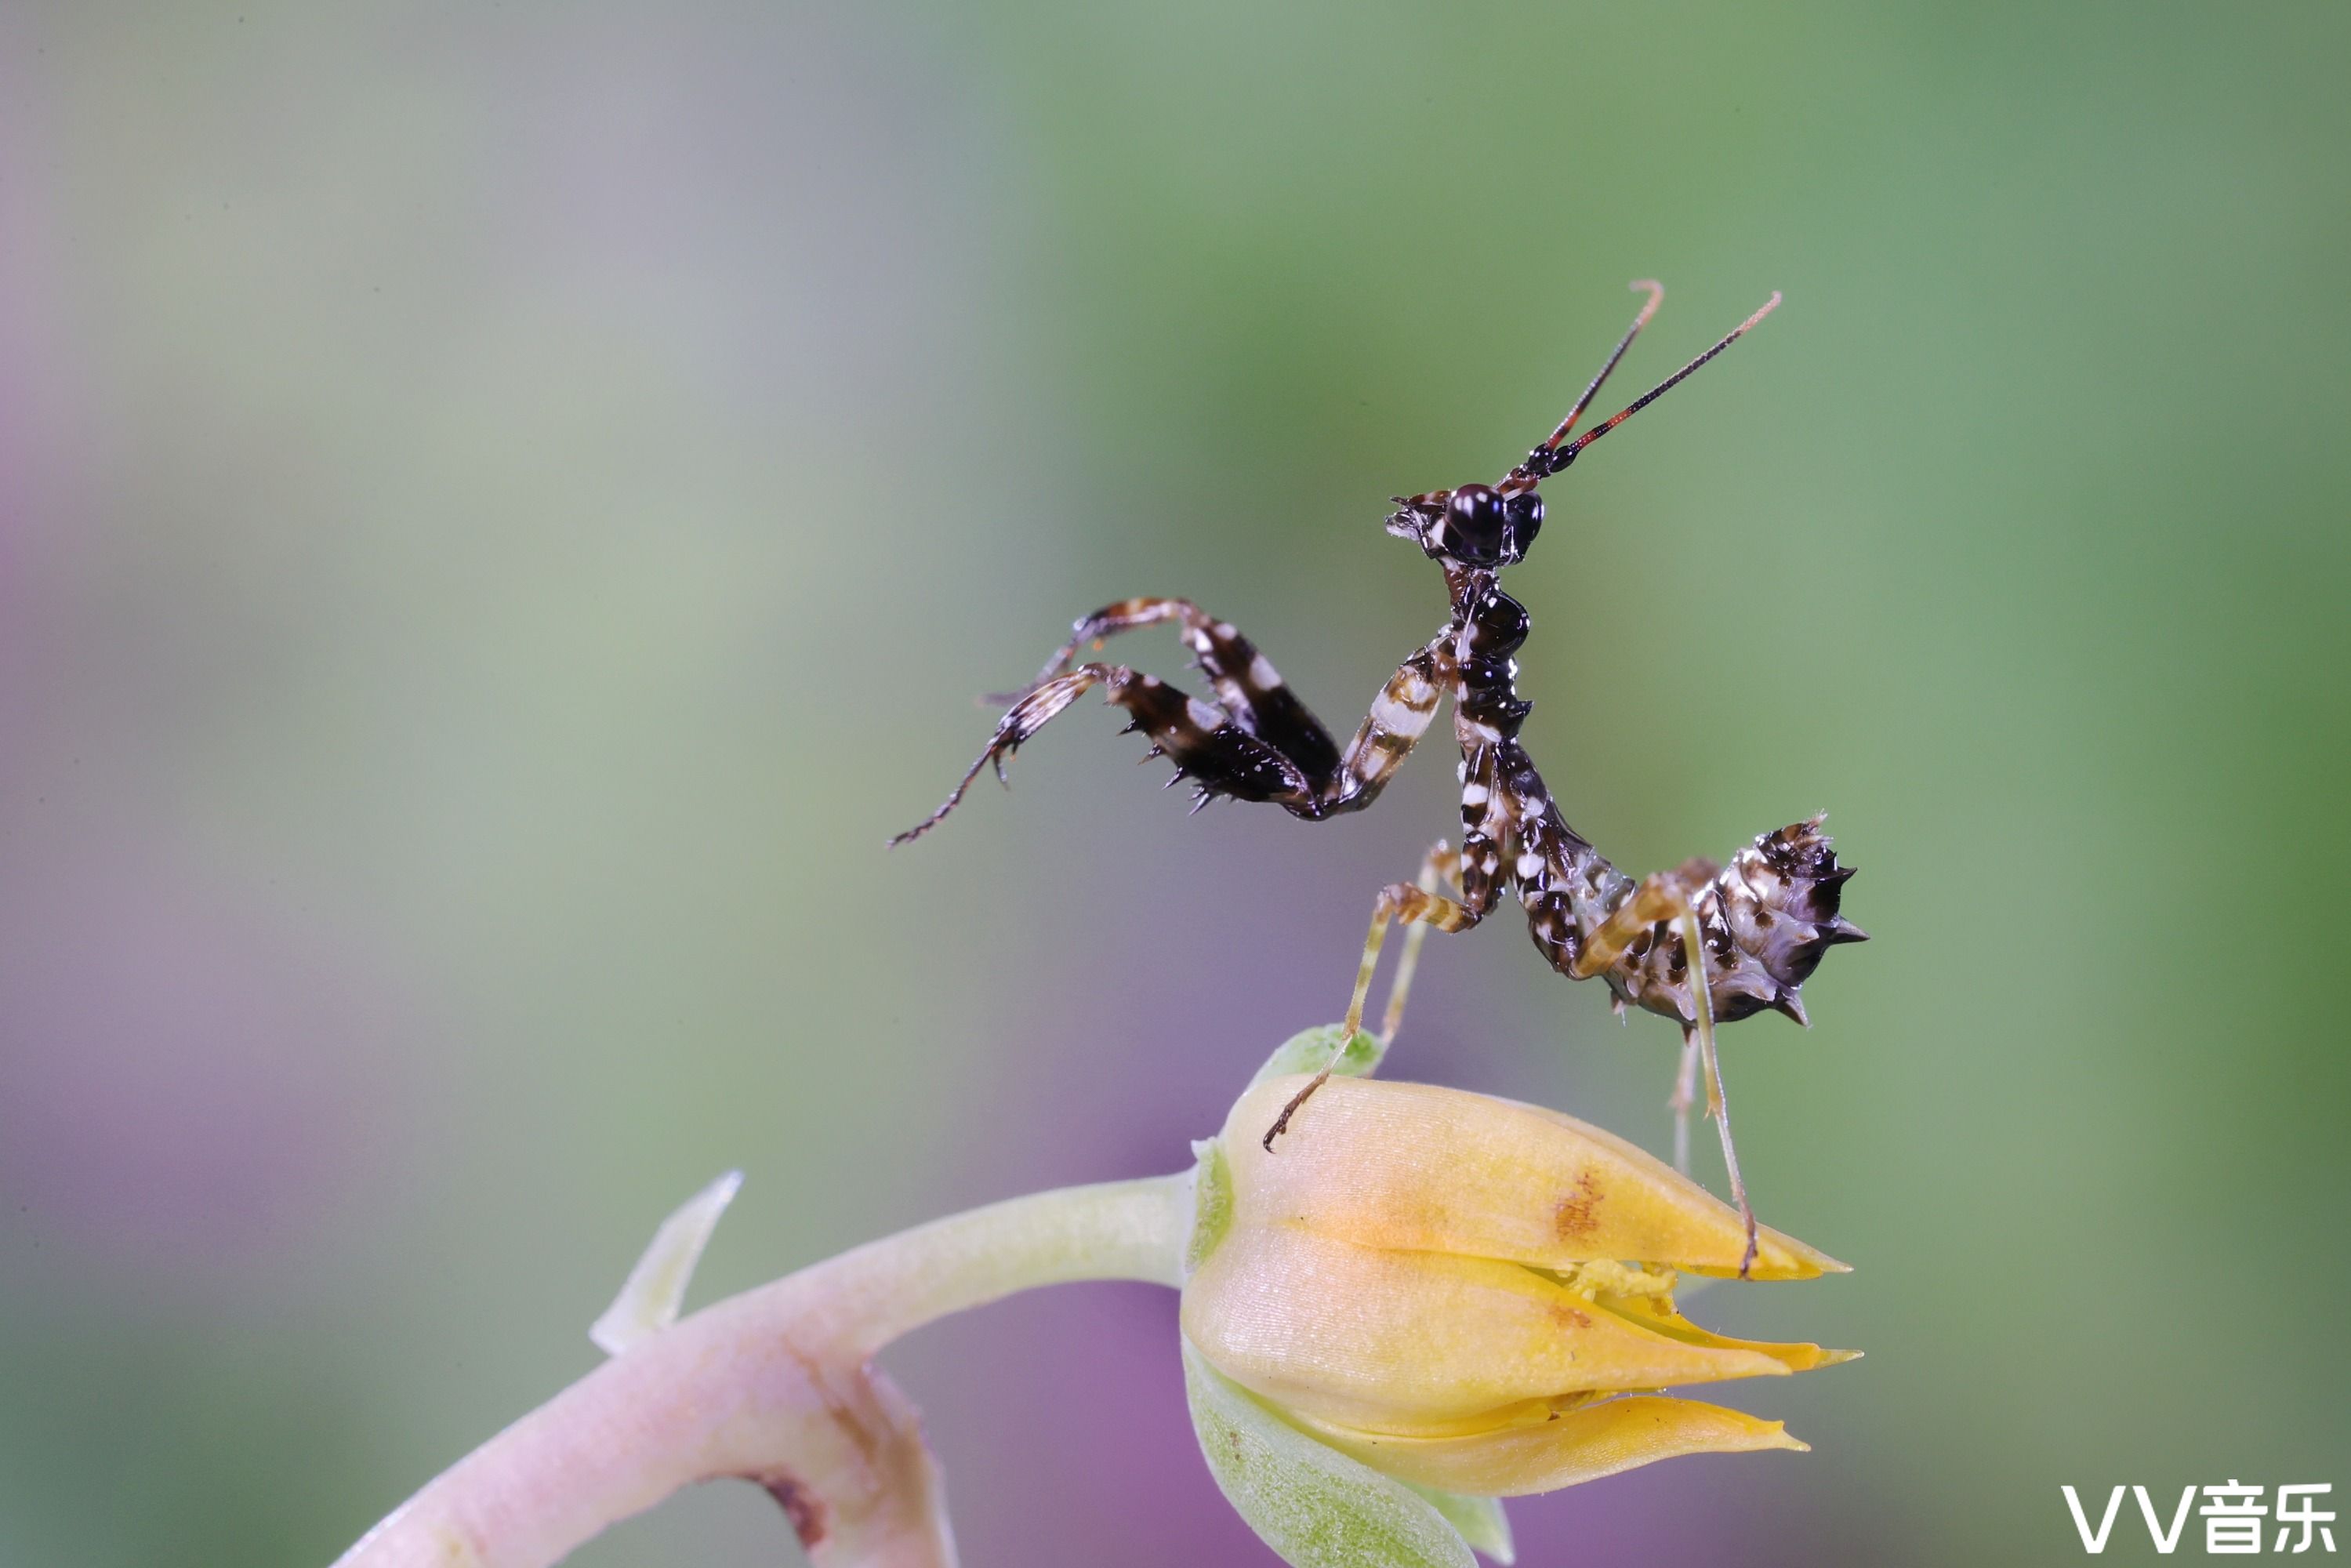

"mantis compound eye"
[1443,483,1507,563]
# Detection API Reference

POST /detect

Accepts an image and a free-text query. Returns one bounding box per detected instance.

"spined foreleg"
[1031,597,1342,783]
[1063,608,1460,820]
[889,664,1319,844]
[896,607,1457,842]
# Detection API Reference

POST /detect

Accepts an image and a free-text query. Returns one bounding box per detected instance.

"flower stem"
[334,1171,1195,1568]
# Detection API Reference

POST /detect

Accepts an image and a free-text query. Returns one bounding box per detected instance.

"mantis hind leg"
[1669,1027,1700,1176]
[1377,840,1464,1047]
[1261,850,1485,1152]
[1570,869,1758,1278]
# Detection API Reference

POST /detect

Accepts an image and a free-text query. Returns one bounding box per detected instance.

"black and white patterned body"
[1440,564,1859,1031]
[892,283,1863,1269]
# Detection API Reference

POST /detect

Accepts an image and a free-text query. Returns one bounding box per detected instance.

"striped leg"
[1571,869,1758,1277]
[1452,741,1513,913]
[898,610,1451,842]
[1318,636,1455,815]
[1375,742,1514,1047]
[1262,727,1519,1149]
[1035,598,1342,786]
[1375,840,1463,1046]
[890,664,1317,845]
[1261,877,1482,1150]
[1563,872,1690,981]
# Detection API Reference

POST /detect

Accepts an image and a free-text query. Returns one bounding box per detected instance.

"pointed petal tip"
[1302,1396,1819,1497]
[1711,1232,1852,1279]
[1718,1229,1848,1281]
[1816,1348,1865,1367]
[1649,1344,1800,1382]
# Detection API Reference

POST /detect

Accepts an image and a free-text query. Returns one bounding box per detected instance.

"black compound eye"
[1443,483,1507,561]
[1502,489,1544,557]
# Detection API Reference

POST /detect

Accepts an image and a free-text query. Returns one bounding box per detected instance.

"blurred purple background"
[4,2,2346,1564]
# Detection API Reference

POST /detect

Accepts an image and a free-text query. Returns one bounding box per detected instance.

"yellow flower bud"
[1180,1074,1856,1500]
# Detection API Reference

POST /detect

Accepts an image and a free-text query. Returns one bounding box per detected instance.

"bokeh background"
[3,2,2346,1563]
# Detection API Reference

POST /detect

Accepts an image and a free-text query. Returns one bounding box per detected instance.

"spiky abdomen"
[1522,815,1864,1032]
[1634,815,1863,1028]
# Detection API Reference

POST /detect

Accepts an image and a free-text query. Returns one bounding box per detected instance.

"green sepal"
[1402,1486,1515,1564]
[1249,1023,1385,1089]
[1181,1338,1475,1568]
[1185,1138,1233,1278]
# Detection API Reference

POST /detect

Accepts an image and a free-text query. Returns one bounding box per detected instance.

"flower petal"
[1226,1076,1841,1280]
[1181,1224,1791,1431]
[1595,1290,1861,1373]
[1294,1396,1806,1497]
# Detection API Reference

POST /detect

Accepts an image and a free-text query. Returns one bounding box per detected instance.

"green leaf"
[1181,1338,1475,1568]
[1249,1024,1385,1088]
[1403,1486,1515,1565]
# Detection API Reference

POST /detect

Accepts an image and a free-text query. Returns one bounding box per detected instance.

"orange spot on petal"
[1554,1171,1605,1239]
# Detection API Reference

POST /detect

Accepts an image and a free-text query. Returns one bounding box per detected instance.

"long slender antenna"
[1536,280,1665,456]
[1533,291,1780,477]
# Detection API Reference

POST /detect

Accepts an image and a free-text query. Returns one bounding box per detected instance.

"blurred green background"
[2,2,2345,1564]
